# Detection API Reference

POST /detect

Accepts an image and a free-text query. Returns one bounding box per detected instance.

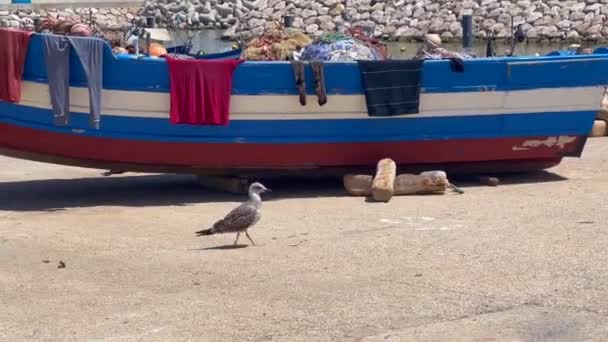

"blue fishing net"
[299,38,384,62]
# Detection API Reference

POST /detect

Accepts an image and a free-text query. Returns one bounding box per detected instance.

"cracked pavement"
[1,139,608,341]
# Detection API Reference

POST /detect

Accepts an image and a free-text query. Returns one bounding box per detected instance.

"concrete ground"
[1,139,608,342]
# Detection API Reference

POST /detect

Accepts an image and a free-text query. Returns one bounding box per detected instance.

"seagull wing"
[212,202,259,233]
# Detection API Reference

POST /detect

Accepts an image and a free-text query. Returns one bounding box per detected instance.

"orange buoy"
[148,42,167,57]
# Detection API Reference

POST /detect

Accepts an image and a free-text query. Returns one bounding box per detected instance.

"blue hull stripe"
[0,103,595,144]
[21,34,608,95]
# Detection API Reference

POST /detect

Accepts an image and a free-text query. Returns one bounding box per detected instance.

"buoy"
[149,42,168,57]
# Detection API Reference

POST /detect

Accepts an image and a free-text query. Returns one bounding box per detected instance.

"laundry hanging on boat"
[357,59,423,117]
[42,34,71,125]
[166,56,244,126]
[41,35,104,129]
[67,36,104,129]
[0,28,33,103]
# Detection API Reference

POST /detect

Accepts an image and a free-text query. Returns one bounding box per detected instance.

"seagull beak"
[265,188,271,192]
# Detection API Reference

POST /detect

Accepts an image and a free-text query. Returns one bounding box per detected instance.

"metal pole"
[145,31,151,57]
[283,15,294,28]
[146,16,154,28]
[461,11,473,52]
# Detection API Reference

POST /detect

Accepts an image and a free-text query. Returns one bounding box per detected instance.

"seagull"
[195,182,270,246]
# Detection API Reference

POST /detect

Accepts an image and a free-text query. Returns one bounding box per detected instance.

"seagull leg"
[233,232,240,245]
[245,231,256,246]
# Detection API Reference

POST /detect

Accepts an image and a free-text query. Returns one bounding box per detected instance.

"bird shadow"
[190,244,249,251]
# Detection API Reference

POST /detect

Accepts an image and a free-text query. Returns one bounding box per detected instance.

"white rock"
[274,1,286,10]
[490,22,505,32]
[585,4,602,12]
[262,6,273,16]
[305,23,319,34]
[556,19,572,29]
[587,23,602,34]
[320,20,335,31]
[526,11,543,22]
[449,21,461,34]
[301,9,317,19]
[329,4,345,16]
[517,0,532,8]
[371,10,384,23]
[425,3,439,11]
[402,7,413,17]
[566,30,580,38]
[570,11,586,20]
[304,16,317,25]
[526,27,539,37]
[395,25,419,37]
[317,15,332,24]
[293,16,304,27]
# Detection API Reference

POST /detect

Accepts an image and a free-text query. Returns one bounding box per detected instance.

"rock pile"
[137,0,608,41]
[1,0,608,42]
[0,7,138,32]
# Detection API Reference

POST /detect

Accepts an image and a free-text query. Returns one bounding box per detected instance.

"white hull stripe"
[16,81,606,120]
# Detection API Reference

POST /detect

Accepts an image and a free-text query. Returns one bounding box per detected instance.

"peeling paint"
[512,135,576,151]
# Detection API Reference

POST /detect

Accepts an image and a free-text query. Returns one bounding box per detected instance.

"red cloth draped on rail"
[166,56,244,126]
[0,28,33,103]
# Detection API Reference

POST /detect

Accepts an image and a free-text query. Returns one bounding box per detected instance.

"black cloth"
[357,59,423,117]
[449,57,465,72]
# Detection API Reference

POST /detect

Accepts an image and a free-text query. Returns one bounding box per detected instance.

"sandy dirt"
[1,139,608,341]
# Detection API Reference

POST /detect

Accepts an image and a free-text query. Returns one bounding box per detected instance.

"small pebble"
[57,261,66,269]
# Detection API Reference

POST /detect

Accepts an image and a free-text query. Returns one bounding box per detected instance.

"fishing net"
[298,26,389,62]
[299,37,385,62]
[244,23,312,61]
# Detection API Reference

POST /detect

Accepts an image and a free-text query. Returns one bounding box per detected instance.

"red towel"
[166,56,244,126]
[0,28,33,103]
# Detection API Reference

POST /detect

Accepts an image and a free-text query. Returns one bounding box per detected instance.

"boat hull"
[0,33,606,176]
[0,121,583,174]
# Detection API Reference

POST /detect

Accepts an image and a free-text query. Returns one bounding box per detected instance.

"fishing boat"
[1,15,608,176]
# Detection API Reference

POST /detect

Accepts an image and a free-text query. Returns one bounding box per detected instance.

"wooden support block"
[597,109,608,123]
[394,171,449,195]
[371,158,397,202]
[590,120,607,138]
[343,174,373,196]
[197,175,250,194]
[479,176,500,186]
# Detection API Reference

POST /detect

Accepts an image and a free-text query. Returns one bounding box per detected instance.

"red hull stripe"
[0,122,584,168]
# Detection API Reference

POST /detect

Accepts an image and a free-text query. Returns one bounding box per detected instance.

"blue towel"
[357,59,423,117]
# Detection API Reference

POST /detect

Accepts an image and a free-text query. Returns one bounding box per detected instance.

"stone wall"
[1,0,608,42]
[0,7,138,31]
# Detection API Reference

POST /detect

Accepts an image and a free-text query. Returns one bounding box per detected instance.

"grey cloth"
[42,35,71,126]
[67,36,104,129]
